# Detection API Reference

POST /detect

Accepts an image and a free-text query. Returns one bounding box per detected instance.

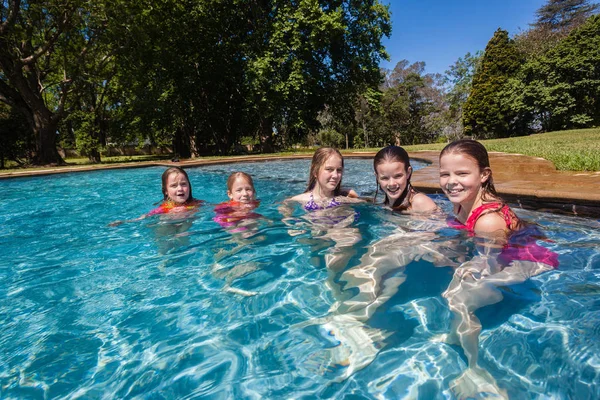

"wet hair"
[161,167,194,202]
[304,147,344,195]
[440,139,522,230]
[373,146,415,211]
[227,171,255,192]
[439,139,499,202]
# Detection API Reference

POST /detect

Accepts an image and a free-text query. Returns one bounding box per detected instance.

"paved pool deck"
[2,151,599,216]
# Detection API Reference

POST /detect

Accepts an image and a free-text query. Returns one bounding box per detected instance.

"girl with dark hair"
[438,140,558,399]
[373,146,437,213]
[109,167,202,226]
[439,139,520,236]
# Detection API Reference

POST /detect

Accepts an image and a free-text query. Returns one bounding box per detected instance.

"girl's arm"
[346,189,359,198]
[108,214,147,227]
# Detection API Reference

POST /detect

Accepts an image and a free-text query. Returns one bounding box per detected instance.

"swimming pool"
[1,159,599,398]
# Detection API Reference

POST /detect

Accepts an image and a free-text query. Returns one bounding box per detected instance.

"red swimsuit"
[147,199,203,216]
[449,202,559,269]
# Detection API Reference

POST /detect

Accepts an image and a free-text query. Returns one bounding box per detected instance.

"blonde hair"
[227,172,255,192]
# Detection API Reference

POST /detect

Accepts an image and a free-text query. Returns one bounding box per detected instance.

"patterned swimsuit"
[303,192,341,211]
[147,199,203,216]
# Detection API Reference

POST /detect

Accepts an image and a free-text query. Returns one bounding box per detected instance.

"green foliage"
[1,0,391,160]
[373,60,446,146]
[534,0,599,30]
[318,128,345,148]
[0,104,34,168]
[510,14,600,131]
[463,29,525,139]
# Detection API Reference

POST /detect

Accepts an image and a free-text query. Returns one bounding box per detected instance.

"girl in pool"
[288,147,361,208]
[438,139,558,399]
[213,172,261,232]
[373,145,438,213]
[439,139,520,236]
[212,172,264,296]
[109,166,202,226]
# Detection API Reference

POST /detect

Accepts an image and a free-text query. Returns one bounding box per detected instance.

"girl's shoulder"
[409,193,438,213]
[472,202,518,234]
[288,192,311,203]
[473,211,510,234]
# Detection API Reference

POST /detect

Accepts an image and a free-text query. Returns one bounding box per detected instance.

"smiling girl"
[287,147,361,209]
[373,146,437,213]
[439,139,520,237]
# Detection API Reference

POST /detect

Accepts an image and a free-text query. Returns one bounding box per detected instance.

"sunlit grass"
[359,128,600,171]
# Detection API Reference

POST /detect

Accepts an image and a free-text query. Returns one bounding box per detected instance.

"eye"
[440,173,449,177]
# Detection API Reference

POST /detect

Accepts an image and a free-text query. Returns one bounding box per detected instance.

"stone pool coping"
[2,151,599,216]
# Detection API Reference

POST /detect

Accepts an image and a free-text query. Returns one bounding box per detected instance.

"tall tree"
[509,14,600,131]
[463,29,524,138]
[377,60,444,145]
[517,0,599,56]
[534,0,599,30]
[0,0,114,165]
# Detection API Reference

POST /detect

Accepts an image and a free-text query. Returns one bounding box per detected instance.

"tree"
[107,0,391,156]
[437,52,481,141]
[509,14,600,131]
[517,0,599,57]
[377,60,445,145]
[463,29,525,138]
[534,0,599,30]
[0,0,116,165]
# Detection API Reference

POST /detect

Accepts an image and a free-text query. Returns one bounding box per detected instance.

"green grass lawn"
[2,128,599,173]
[362,128,600,171]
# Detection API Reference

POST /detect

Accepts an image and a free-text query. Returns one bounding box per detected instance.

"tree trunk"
[173,125,191,158]
[32,110,64,165]
[88,148,101,163]
[259,117,274,153]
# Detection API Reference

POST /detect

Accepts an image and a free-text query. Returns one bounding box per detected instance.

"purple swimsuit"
[303,192,341,211]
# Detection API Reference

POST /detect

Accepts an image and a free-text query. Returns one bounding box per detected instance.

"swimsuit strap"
[464,202,513,231]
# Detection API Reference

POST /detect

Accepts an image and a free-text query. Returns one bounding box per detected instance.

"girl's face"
[228,177,255,203]
[375,160,411,203]
[165,172,191,204]
[315,154,343,194]
[439,153,490,206]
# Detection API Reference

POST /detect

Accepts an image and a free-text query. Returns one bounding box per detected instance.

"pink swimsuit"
[449,203,559,269]
[213,200,261,231]
[448,202,516,232]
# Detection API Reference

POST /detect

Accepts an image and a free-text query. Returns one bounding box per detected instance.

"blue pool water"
[1,159,599,399]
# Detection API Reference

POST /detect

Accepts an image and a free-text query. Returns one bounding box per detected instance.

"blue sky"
[380,0,547,75]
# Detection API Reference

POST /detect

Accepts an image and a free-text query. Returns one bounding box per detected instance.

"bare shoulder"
[287,193,310,203]
[410,193,438,213]
[474,212,509,235]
